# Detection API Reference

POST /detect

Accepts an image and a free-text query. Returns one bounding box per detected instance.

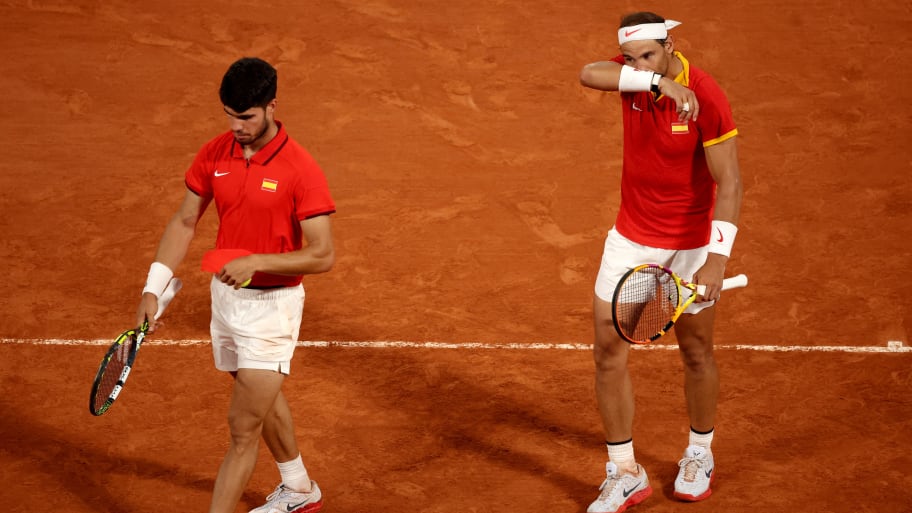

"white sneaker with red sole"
[674,445,715,501]
[587,461,652,513]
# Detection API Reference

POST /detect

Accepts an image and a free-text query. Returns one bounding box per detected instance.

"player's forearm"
[250,245,335,276]
[706,175,742,262]
[713,178,742,225]
[705,139,743,225]
[713,168,744,225]
[152,213,196,271]
[580,61,622,91]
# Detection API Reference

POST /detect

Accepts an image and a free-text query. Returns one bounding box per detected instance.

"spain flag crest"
[671,122,689,134]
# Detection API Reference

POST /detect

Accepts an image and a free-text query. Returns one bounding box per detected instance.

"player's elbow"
[579,62,618,91]
[314,247,335,274]
[579,65,598,88]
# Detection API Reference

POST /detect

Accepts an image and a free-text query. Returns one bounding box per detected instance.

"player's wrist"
[650,73,662,93]
[708,220,738,257]
[142,262,173,298]
[618,65,656,92]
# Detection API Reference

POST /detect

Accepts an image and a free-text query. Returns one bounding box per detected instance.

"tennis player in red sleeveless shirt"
[135,57,333,513]
[579,12,743,513]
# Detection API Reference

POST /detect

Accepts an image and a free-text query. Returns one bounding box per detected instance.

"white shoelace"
[679,457,706,482]
[600,473,622,494]
[264,484,288,504]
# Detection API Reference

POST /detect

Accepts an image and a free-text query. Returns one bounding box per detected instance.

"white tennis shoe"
[674,445,715,501]
[248,481,323,513]
[587,461,652,513]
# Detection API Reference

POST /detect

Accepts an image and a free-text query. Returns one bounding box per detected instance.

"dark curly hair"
[219,57,277,112]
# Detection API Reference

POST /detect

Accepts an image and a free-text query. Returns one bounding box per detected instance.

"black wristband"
[650,73,662,93]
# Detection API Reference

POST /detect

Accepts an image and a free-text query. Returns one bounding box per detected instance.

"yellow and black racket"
[89,322,148,416]
[611,264,748,344]
[89,278,181,416]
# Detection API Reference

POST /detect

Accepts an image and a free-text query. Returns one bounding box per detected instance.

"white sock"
[606,439,637,472]
[277,454,311,492]
[689,427,714,450]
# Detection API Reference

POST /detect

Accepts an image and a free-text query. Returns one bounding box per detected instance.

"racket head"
[611,264,683,344]
[201,248,252,273]
[88,322,147,416]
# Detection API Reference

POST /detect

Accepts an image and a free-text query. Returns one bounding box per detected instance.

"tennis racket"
[611,264,748,345]
[89,277,182,416]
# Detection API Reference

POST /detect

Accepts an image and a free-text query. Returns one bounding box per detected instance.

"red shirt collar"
[229,121,289,165]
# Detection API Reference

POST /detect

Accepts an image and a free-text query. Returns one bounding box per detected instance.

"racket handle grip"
[694,274,749,295]
[154,277,183,320]
[722,274,749,290]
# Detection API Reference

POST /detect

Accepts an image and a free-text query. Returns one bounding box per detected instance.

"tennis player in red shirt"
[136,57,335,513]
[579,12,743,513]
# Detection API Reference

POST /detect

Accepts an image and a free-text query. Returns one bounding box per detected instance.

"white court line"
[0,338,908,353]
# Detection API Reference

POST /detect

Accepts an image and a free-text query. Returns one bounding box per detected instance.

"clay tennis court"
[2,1,910,512]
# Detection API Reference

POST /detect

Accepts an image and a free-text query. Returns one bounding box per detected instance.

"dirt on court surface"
[1,1,910,512]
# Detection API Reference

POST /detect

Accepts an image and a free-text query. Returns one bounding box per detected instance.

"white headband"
[617,20,681,45]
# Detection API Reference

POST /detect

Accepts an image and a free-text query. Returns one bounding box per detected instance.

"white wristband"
[708,220,738,257]
[618,65,655,92]
[142,262,174,298]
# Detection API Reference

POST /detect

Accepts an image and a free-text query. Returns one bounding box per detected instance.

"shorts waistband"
[211,277,303,300]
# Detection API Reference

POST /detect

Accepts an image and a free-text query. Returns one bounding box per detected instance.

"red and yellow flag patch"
[671,122,689,134]
[261,178,278,192]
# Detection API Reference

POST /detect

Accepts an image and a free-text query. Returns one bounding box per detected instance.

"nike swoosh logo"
[632,102,643,112]
[705,468,713,479]
[214,170,230,177]
[624,28,642,37]
[286,500,309,512]
[715,227,724,242]
[622,485,639,498]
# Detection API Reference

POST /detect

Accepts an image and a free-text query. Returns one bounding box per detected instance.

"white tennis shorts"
[594,227,715,315]
[209,277,305,375]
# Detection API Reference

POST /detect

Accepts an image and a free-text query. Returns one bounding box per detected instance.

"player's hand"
[218,254,258,289]
[692,254,727,303]
[656,77,699,122]
[136,292,161,332]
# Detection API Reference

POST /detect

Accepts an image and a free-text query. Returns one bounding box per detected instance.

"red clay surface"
[1,1,910,512]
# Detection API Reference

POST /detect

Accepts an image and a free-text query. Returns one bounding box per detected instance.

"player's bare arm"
[705,138,742,225]
[580,59,698,122]
[136,189,210,328]
[693,138,743,301]
[220,214,335,284]
[579,61,623,91]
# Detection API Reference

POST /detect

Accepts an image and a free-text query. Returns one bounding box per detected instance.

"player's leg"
[243,285,321,513]
[261,390,299,462]
[667,245,720,433]
[210,368,286,513]
[590,296,652,512]
[593,295,635,455]
[256,284,315,493]
[261,389,317,494]
[675,307,719,431]
[672,307,718,501]
[588,228,655,513]
[209,281,320,512]
[245,383,323,513]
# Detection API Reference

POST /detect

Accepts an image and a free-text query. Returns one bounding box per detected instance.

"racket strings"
[615,268,679,341]
[92,334,134,412]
